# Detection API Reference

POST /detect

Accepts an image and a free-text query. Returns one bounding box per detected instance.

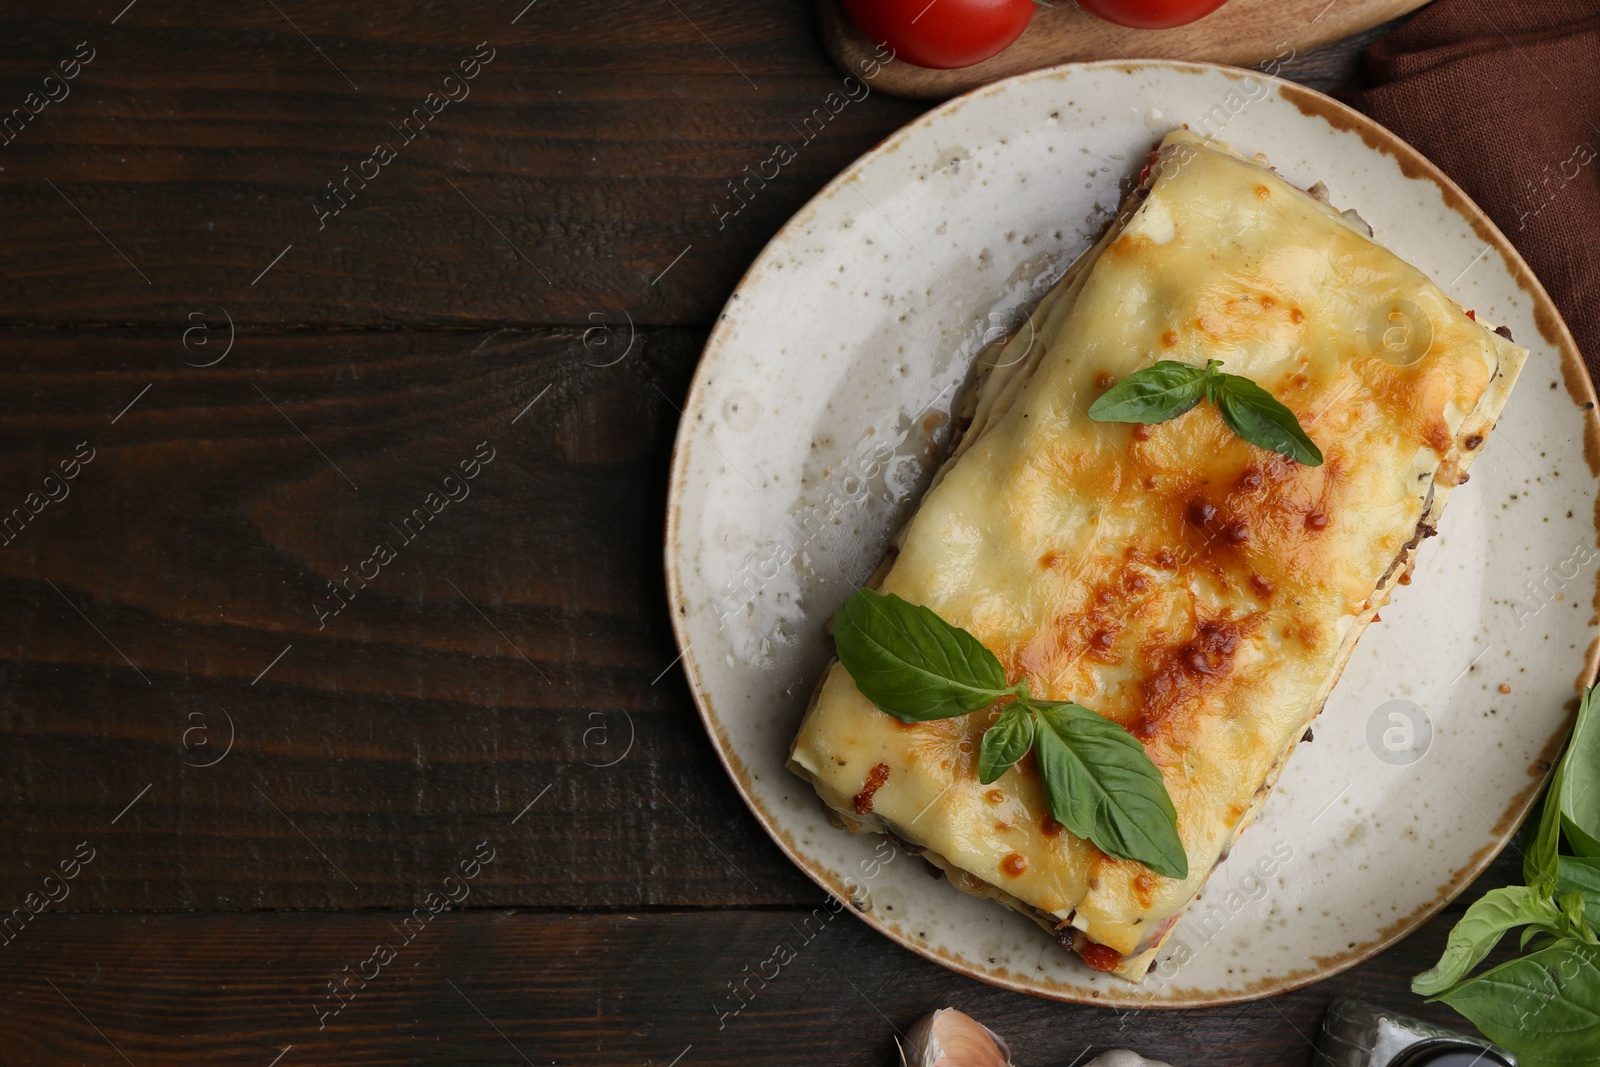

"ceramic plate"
[664,61,1600,1007]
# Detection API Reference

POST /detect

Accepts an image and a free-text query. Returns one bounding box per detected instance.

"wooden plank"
[816,0,1419,100]
[0,885,1519,1067]
[0,326,815,908]
[0,1,925,327]
[0,1,1377,330]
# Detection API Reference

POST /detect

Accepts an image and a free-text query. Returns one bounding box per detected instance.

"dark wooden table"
[0,4,1522,1064]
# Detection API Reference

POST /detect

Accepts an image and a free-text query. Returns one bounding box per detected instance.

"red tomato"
[1076,0,1230,29]
[842,0,1036,70]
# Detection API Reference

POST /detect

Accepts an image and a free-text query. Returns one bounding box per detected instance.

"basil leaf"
[1527,754,1568,889]
[1557,856,1600,929]
[1566,816,1600,860]
[1413,884,1563,996]
[1522,924,1565,952]
[978,705,1035,785]
[1031,702,1188,879]
[1087,360,1213,424]
[1212,374,1324,466]
[1558,892,1599,943]
[1562,687,1600,857]
[833,588,1014,723]
[1436,939,1600,1067]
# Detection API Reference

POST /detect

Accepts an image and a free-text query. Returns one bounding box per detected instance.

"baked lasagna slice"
[788,130,1527,981]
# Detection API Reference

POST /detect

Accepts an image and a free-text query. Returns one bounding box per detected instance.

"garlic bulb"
[899,1008,1012,1067]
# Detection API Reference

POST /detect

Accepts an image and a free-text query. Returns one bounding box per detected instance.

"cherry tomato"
[1075,0,1230,29]
[842,0,1036,70]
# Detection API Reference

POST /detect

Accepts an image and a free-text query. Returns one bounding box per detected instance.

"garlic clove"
[1085,1052,1173,1067]
[899,1008,1012,1067]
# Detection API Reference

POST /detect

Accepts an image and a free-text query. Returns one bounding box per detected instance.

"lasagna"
[788,130,1527,981]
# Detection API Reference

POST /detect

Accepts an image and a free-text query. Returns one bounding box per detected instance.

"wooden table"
[0,4,1522,1064]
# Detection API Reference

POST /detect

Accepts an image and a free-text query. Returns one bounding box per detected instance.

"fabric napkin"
[1342,0,1600,377]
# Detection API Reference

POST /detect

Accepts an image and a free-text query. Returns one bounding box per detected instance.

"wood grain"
[0,0,1380,330]
[0,326,819,909]
[0,0,926,328]
[0,876,1524,1067]
[816,0,1423,100]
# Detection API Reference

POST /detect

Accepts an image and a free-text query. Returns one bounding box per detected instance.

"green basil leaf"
[1086,360,1212,424]
[1558,891,1599,944]
[1527,754,1568,889]
[1436,939,1600,1067]
[1523,924,1565,952]
[978,705,1035,785]
[1413,884,1563,997]
[1561,687,1600,857]
[1031,702,1188,879]
[1212,374,1324,466]
[1557,856,1600,930]
[833,588,1014,723]
[1566,816,1600,859]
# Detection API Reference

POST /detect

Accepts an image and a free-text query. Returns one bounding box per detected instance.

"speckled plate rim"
[664,59,1600,1008]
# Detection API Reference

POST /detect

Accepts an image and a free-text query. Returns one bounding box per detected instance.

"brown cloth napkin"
[1343,0,1600,377]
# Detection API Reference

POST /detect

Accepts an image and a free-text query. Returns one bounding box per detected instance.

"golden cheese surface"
[789,132,1523,959]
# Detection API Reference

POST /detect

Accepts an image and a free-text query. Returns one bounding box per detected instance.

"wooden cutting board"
[817,0,1430,99]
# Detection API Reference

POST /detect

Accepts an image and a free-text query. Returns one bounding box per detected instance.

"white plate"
[664,61,1600,1007]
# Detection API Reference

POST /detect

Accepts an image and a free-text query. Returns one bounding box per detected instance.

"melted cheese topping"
[789,131,1526,972]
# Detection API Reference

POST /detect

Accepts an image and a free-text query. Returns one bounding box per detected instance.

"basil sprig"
[834,588,1188,880]
[1088,359,1323,467]
[1413,686,1600,1065]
